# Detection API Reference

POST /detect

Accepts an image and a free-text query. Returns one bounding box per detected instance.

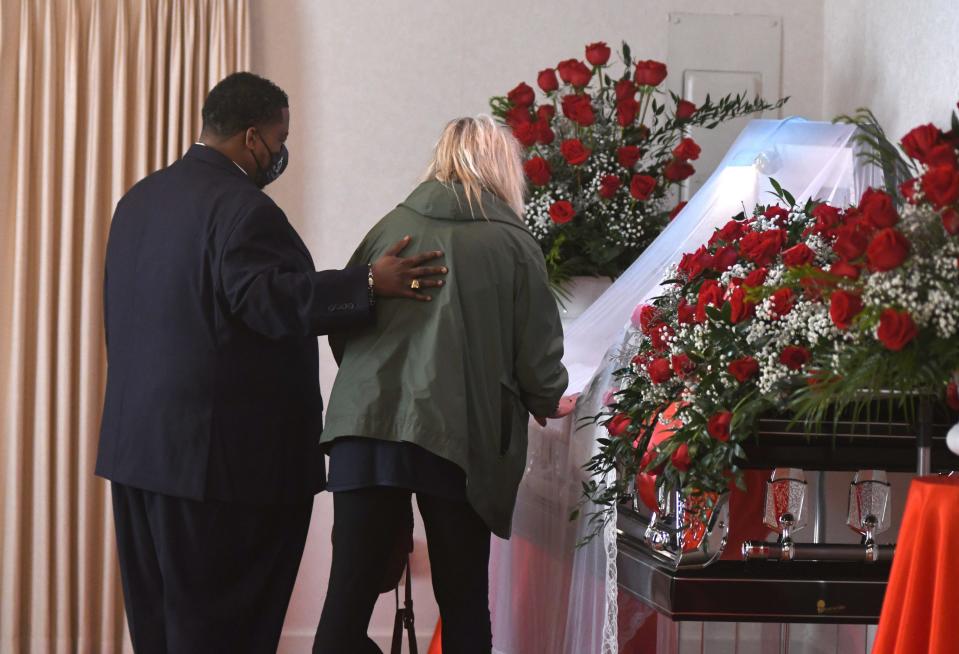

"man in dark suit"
[96,72,447,654]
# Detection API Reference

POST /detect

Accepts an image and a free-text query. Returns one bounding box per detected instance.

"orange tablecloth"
[874,476,959,654]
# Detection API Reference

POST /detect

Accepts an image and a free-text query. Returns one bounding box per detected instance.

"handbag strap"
[391,557,417,654]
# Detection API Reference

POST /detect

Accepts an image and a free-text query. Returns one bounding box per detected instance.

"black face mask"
[251,132,288,188]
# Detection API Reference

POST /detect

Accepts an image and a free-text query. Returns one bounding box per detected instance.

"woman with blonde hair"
[312,115,569,653]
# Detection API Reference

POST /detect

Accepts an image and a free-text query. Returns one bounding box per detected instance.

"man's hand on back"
[372,236,448,302]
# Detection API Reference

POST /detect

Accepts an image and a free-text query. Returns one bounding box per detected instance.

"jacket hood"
[400,180,530,234]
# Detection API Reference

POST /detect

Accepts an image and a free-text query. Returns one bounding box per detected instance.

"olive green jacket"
[322,180,568,538]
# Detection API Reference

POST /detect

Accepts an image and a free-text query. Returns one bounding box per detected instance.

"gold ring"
[410,279,421,290]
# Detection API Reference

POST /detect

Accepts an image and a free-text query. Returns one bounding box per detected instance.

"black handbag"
[390,557,417,654]
[386,500,416,653]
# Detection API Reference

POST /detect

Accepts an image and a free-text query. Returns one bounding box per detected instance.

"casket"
[616,398,959,623]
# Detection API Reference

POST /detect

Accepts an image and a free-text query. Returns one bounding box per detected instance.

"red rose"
[770,287,795,319]
[780,345,811,370]
[672,138,701,162]
[585,41,611,66]
[634,59,667,87]
[598,174,622,200]
[678,245,713,280]
[876,308,918,351]
[504,106,531,127]
[535,120,555,145]
[511,122,538,147]
[811,204,842,235]
[614,79,636,101]
[650,323,674,351]
[537,105,555,122]
[696,279,725,322]
[523,157,551,186]
[636,304,660,334]
[841,206,864,226]
[675,99,697,120]
[606,413,632,437]
[740,229,787,266]
[561,138,591,166]
[617,145,642,169]
[947,381,959,411]
[557,59,592,87]
[728,356,759,383]
[859,188,899,229]
[507,82,535,108]
[710,219,748,245]
[549,200,575,224]
[829,290,863,329]
[833,226,869,261]
[866,228,910,272]
[713,245,739,272]
[782,243,815,267]
[677,298,696,324]
[630,174,657,200]
[829,261,861,280]
[764,205,790,224]
[646,357,673,384]
[664,159,695,182]
[670,443,691,472]
[926,144,958,168]
[561,94,595,126]
[743,267,768,287]
[669,201,688,221]
[922,165,959,208]
[900,178,918,203]
[707,411,732,442]
[537,68,559,93]
[729,286,754,324]
[671,353,694,378]
[616,97,640,126]
[901,124,943,163]
[943,207,959,235]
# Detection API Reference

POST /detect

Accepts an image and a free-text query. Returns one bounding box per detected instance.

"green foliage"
[834,107,917,203]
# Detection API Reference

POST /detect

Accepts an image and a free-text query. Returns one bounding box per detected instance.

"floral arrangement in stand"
[489,41,785,290]
[582,103,959,527]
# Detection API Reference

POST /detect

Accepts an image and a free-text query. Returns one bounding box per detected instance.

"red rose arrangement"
[491,41,785,288]
[588,103,959,514]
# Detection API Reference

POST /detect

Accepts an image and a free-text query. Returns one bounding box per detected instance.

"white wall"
[823,0,959,138]
[249,0,826,650]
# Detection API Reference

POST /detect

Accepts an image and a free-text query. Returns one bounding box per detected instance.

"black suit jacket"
[96,144,373,504]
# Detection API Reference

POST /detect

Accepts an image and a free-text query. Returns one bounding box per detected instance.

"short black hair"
[201,72,289,137]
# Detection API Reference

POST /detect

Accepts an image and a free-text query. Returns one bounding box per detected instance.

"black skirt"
[326,437,466,500]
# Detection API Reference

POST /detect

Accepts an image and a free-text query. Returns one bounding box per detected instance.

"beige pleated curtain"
[0,1,249,651]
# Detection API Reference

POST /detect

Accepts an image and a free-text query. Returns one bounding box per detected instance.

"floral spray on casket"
[581,102,959,546]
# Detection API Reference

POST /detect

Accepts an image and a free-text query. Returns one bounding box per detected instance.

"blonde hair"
[421,115,527,219]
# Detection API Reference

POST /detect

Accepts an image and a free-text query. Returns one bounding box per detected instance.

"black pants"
[313,487,492,654]
[111,483,312,654]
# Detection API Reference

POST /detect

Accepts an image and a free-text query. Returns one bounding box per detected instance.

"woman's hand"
[372,236,447,301]
[533,394,580,426]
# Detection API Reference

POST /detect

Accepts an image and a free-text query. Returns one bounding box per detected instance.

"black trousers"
[313,487,492,654]
[111,483,312,654]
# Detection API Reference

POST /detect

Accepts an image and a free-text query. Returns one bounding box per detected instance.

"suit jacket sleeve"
[219,203,373,339]
[513,241,569,417]
[328,237,373,365]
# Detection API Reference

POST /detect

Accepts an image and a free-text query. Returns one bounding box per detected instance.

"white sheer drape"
[489,118,881,654]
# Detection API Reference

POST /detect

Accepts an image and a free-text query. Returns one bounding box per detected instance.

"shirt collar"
[192,141,250,178]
